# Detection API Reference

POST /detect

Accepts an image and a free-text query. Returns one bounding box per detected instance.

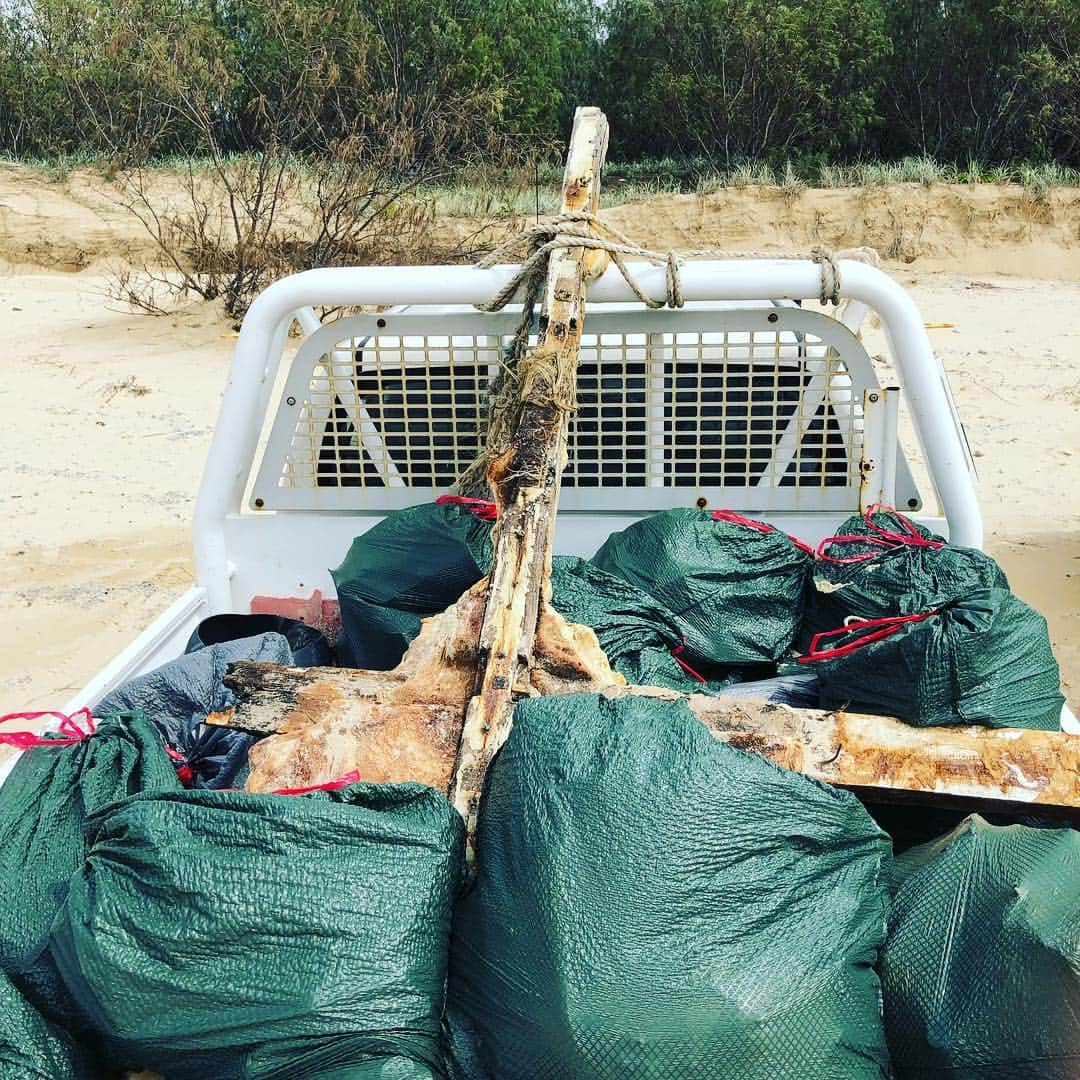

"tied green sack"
[590,508,812,667]
[801,507,1008,646]
[446,693,892,1080]
[0,711,179,1019]
[0,972,96,1080]
[803,587,1063,729]
[50,783,465,1080]
[548,556,709,691]
[332,504,709,690]
[881,816,1080,1078]
[332,500,495,669]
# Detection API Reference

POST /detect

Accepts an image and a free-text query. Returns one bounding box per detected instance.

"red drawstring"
[798,609,939,663]
[862,503,943,549]
[817,505,943,564]
[711,508,813,557]
[0,708,96,749]
[670,641,708,685]
[816,533,899,564]
[436,495,497,522]
[163,745,195,788]
[272,769,362,796]
[711,509,773,533]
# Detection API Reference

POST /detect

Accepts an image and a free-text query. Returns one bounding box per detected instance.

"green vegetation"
[423,157,1080,219]
[0,0,1077,168]
[2,0,1073,316]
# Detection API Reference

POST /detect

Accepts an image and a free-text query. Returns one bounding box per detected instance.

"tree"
[879,0,1080,164]
[598,0,891,163]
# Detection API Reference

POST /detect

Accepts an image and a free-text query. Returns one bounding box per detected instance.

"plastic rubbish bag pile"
[0,502,1072,1078]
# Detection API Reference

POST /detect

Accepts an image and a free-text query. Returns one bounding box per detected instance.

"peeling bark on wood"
[211,666,1080,819]
[213,584,623,796]
[613,686,1080,819]
[449,106,610,858]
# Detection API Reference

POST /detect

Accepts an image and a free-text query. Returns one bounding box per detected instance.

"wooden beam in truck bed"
[209,662,1080,821]
[449,106,610,855]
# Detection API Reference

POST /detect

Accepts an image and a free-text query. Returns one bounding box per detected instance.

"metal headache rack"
[254,302,920,513]
[57,254,993,715]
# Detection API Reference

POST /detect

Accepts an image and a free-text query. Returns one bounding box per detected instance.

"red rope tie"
[0,708,96,749]
[670,641,707,685]
[817,506,944,564]
[163,745,195,788]
[711,509,773,533]
[436,495,497,522]
[798,609,940,664]
[816,533,899,564]
[711,509,813,556]
[787,535,815,556]
[273,769,362,797]
[862,503,943,550]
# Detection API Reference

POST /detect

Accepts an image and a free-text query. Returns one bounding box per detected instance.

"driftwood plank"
[681,690,1080,818]
[210,664,1080,819]
[449,106,610,855]
[213,584,625,796]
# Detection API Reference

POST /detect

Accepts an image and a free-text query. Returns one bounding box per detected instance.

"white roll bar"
[194,259,982,611]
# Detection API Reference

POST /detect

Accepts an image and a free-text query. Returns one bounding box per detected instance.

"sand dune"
[0,166,1076,713]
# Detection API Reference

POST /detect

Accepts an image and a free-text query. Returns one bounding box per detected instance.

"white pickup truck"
[41,255,1074,733]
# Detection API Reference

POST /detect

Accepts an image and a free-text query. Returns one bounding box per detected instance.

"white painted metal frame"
[194,259,982,613]
[251,304,919,513]
[34,259,1079,739]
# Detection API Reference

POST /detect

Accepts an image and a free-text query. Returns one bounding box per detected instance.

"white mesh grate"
[274,328,861,492]
[278,333,501,490]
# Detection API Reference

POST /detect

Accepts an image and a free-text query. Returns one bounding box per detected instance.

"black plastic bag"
[97,632,295,788]
[186,613,332,667]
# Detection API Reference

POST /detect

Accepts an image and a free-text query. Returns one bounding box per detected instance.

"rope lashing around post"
[473,211,875,314]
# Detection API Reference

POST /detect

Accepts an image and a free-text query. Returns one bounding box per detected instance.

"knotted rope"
[474,211,875,313]
[458,213,877,497]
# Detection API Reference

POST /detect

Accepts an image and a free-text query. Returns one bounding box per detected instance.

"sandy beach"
[1,166,1077,713]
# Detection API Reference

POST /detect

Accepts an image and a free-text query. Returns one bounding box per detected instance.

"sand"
[0,165,1077,714]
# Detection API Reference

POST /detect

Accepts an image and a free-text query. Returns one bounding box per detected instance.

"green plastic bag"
[590,508,812,667]
[446,692,892,1079]
[0,711,179,1019]
[50,783,464,1080]
[801,507,1008,645]
[332,503,709,690]
[881,816,1080,1078]
[801,588,1063,728]
[0,972,97,1080]
[548,556,710,690]
[332,500,495,668]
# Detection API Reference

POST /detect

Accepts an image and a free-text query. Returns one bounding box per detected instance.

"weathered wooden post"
[448,107,609,852]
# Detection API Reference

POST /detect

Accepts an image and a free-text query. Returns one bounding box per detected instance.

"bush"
[1,0,1077,189]
[879,0,1080,163]
[597,0,891,163]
